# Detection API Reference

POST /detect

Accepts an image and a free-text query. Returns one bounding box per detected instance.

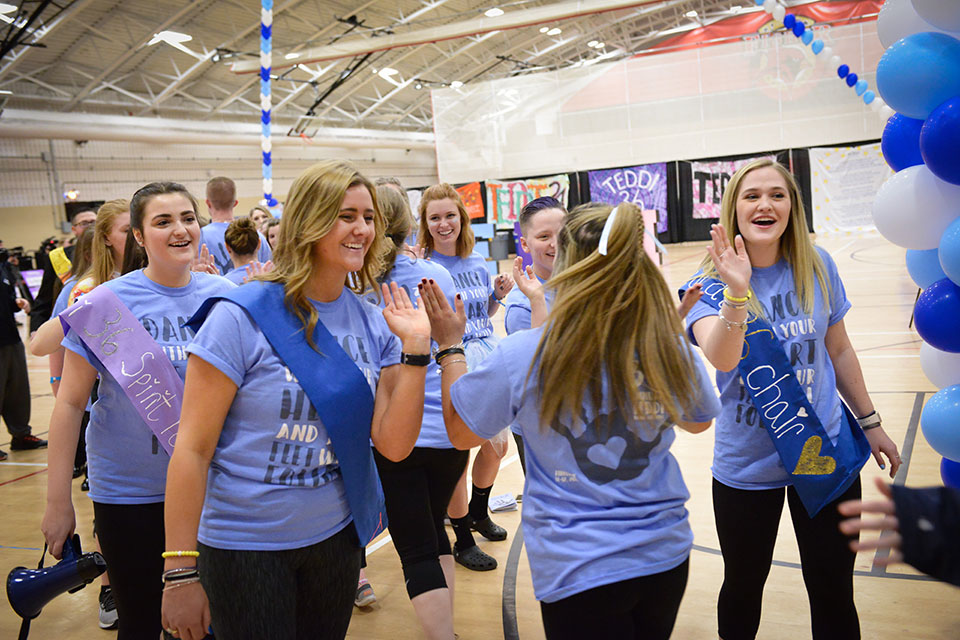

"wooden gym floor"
[1,234,958,639]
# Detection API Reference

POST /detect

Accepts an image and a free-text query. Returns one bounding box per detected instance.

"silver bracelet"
[718,304,747,331]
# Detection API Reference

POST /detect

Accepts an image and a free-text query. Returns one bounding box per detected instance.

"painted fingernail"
[879,463,885,470]
[429,279,434,284]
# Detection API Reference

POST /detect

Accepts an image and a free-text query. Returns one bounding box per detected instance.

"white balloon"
[912,0,960,32]
[820,46,833,60]
[829,55,841,67]
[763,0,776,13]
[880,105,896,121]
[921,342,960,388]
[772,4,786,22]
[879,0,954,48]
[871,97,885,112]
[872,165,960,249]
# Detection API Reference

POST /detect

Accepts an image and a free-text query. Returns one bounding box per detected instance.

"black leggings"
[513,432,526,475]
[539,557,689,640]
[92,501,164,640]
[713,477,862,640]
[199,526,360,640]
[374,446,469,599]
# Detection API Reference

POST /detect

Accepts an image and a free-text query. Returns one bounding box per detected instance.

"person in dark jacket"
[839,476,960,587]
[29,210,96,332]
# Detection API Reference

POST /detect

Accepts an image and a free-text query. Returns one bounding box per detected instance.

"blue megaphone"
[7,534,106,621]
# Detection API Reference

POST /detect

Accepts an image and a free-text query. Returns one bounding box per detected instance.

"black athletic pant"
[713,477,862,640]
[539,557,689,640]
[0,341,31,439]
[513,432,526,475]
[92,501,165,640]
[374,446,469,599]
[199,526,360,640]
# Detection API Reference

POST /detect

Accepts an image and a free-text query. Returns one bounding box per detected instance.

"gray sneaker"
[98,586,118,630]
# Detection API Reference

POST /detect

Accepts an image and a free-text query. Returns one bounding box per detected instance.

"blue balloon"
[915,278,960,353]
[783,14,796,29]
[942,457,960,489]
[792,21,805,37]
[876,32,960,120]
[838,64,849,79]
[920,96,960,186]
[846,73,858,88]
[863,90,876,104]
[812,39,824,54]
[922,385,960,460]
[881,113,925,172]
[755,0,765,5]
[940,217,960,286]
[801,30,813,45]
[907,249,947,288]
[855,80,868,96]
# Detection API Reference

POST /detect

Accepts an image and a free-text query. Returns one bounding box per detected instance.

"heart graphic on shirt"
[797,407,808,418]
[792,436,836,476]
[586,436,627,470]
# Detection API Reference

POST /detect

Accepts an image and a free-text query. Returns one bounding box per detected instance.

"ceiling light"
[0,3,17,13]
[587,40,598,47]
[147,30,192,46]
[415,82,423,90]
[378,67,398,78]
[731,5,742,11]
[285,52,301,60]
[539,26,549,33]
[547,28,562,36]
[450,80,463,88]
[484,7,504,17]
[685,10,698,18]
[0,89,11,95]
[594,42,605,48]
[63,189,79,201]
[296,64,312,73]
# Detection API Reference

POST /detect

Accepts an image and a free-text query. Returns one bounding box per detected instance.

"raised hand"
[512,256,544,301]
[706,223,751,296]
[418,278,466,347]
[381,281,431,345]
[677,282,702,319]
[493,272,514,300]
[242,260,273,282]
[191,244,218,275]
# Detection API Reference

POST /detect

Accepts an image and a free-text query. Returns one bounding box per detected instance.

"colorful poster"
[455,182,485,219]
[588,163,668,233]
[486,174,570,225]
[809,143,890,233]
[691,155,775,219]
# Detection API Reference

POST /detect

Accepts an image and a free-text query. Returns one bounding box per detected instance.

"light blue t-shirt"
[379,254,458,449]
[62,270,235,504]
[187,287,401,550]
[450,328,721,602]
[200,221,272,275]
[428,251,494,342]
[684,247,851,490]
[222,265,249,286]
[503,277,552,435]
[52,276,77,318]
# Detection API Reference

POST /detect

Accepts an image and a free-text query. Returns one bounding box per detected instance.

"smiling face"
[425,198,461,254]
[520,207,565,278]
[134,193,200,267]
[311,185,376,276]
[734,166,792,251]
[105,211,130,262]
[251,209,270,229]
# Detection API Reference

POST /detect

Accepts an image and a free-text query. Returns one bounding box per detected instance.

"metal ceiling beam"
[0,0,97,82]
[60,0,204,111]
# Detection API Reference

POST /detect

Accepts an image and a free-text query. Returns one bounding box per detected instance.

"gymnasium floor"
[2,234,958,639]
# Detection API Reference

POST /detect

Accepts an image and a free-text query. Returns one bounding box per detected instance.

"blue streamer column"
[261,0,278,207]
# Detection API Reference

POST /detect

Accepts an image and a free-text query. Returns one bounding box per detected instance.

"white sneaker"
[98,586,118,630]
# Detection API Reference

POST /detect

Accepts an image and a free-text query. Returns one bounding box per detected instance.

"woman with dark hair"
[264,217,281,251]
[421,201,720,639]
[223,217,262,285]
[418,183,514,572]
[41,182,234,640]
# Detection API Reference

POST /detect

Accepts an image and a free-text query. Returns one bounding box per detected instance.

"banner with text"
[486,174,570,225]
[455,182,486,219]
[588,163,668,233]
[809,143,889,233]
[691,155,775,219]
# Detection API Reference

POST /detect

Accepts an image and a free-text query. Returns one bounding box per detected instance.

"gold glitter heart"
[792,436,836,476]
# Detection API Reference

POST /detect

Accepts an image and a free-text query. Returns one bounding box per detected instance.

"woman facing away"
[419,183,515,572]
[421,201,721,640]
[41,183,235,640]
[222,217,262,285]
[680,158,901,640]
[161,160,432,640]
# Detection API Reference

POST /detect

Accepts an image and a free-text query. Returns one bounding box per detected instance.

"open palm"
[707,223,751,294]
[381,282,430,343]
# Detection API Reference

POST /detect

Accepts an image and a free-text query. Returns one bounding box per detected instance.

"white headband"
[597,205,620,256]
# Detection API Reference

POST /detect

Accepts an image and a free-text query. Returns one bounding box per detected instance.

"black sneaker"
[0,449,7,462]
[98,586,118,629]
[10,435,47,450]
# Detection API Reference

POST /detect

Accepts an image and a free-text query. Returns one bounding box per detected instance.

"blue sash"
[187,281,386,545]
[680,275,870,516]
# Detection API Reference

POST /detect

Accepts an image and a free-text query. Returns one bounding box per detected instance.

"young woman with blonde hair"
[419,182,514,571]
[420,201,720,639]
[680,158,901,640]
[161,160,432,640]
[41,183,233,639]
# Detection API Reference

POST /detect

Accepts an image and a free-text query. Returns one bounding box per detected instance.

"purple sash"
[59,286,182,455]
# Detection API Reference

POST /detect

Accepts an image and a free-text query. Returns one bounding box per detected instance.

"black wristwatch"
[400,352,431,366]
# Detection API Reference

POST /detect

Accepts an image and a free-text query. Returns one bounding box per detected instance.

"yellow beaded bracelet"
[161,550,200,559]
[723,287,751,304]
